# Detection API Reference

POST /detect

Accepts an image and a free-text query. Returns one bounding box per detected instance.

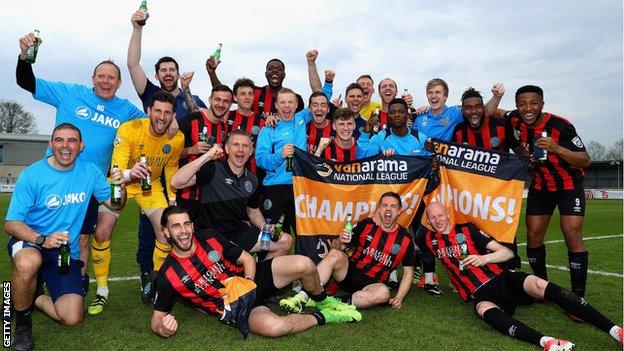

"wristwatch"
[34,235,46,248]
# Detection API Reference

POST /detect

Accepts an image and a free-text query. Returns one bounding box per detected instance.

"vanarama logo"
[432,141,500,174]
[329,159,409,182]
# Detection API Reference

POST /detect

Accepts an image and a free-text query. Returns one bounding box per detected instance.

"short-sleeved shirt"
[414,105,463,141]
[34,78,145,175]
[139,79,207,119]
[506,111,586,191]
[195,160,260,234]
[349,218,415,284]
[153,232,244,316]
[416,223,506,302]
[6,158,109,258]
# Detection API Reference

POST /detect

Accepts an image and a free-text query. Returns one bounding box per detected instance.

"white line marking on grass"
[520,261,623,278]
[517,234,623,247]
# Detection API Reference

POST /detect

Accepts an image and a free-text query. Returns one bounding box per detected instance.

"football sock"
[568,251,588,297]
[526,245,547,280]
[15,304,34,328]
[153,240,172,271]
[91,238,111,290]
[311,311,326,325]
[424,273,434,284]
[308,290,327,302]
[482,308,542,346]
[544,282,615,333]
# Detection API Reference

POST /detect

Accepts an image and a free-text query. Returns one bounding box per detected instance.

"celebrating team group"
[5,8,622,351]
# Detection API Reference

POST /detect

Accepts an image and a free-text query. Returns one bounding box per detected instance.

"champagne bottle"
[58,233,71,275]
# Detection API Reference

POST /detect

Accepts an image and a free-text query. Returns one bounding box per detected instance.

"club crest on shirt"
[490,137,500,148]
[244,180,253,193]
[208,250,221,263]
[571,136,584,148]
[440,117,449,126]
[263,199,272,210]
[391,244,401,255]
[251,125,261,136]
[162,144,171,154]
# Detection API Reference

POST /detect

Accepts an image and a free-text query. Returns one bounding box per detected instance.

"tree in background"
[586,139,623,161]
[0,100,38,134]
[605,139,623,161]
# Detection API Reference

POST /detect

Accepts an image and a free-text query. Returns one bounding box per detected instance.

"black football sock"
[526,245,547,280]
[482,308,543,346]
[15,304,34,328]
[422,251,436,274]
[568,251,588,298]
[310,311,326,325]
[543,282,615,333]
[308,290,327,302]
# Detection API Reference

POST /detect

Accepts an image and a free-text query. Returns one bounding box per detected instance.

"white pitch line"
[92,234,624,283]
[520,261,623,278]
[516,234,623,247]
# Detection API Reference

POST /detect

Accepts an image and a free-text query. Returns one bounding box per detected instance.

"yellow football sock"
[91,238,111,289]
[153,241,172,271]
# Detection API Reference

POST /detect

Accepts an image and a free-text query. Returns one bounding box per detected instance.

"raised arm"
[484,82,505,117]
[205,56,222,88]
[306,49,322,92]
[16,33,38,94]
[127,10,150,95]
[171,144,223,189]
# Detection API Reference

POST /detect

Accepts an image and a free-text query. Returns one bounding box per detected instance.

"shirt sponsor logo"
[45,192,87,211]
[74,106,121,128]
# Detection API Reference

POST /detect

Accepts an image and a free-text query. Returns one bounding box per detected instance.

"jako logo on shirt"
[75,106,121,128]
[45,192,87,211]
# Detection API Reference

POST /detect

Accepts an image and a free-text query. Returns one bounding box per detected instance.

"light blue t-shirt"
[358,128,430,157]
[413,105,463,141]
[256,109,311,186]
[6,158,110,258]
[34,78,146,175]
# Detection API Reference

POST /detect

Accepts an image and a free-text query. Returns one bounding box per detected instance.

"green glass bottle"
[110,165,122,205]
[213,43,222,60]
[140,154,152,191]
[25,30,41,64]
[58,233,71,275]
[138,0,148,26]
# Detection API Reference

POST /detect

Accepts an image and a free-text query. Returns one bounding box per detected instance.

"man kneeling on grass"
[415,202,622,350]
[151,206,361,338]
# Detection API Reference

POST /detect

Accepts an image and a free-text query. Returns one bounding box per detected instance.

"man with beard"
[126,10,206,305]
[151,206,361,338]
[15,32,147,316]
[88,91,184,313]
[127,9,207,118]
[358,98,429,157]
[451,86,522,270]
[171,130,292,258]
[306,91,335,154]
[6,124,126,351]
[280,192,415,311]
[356,75,382,120]
[176,84,233,222]
[315,108,366,162]
[206,56,305,115]
[416,202,622,350]
[374,78,416,130]
[344,83,368,139]
[504,85,591,311]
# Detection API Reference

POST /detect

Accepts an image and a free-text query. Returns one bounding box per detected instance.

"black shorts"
[79,195,99,235]
[261,184,296,235]
[526,187,585,216]
[254,258,276,305]
[472,271,533,316]
[226,223,259,252]
[337,262,378,294]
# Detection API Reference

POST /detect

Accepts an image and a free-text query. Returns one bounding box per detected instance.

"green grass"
[0,194,622,350]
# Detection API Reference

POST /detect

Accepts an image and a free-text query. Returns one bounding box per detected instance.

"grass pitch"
[0,194,622,350]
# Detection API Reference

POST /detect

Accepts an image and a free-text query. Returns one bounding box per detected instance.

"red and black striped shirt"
[153,232,245,316]
[452,115,513,152]
[307,121,334,153]
[349,218,415,283]
[178,110,227,200]
[322,139,358,162]
[419,223,505,302]
[506,111,586,191]
[252,85,305,116]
